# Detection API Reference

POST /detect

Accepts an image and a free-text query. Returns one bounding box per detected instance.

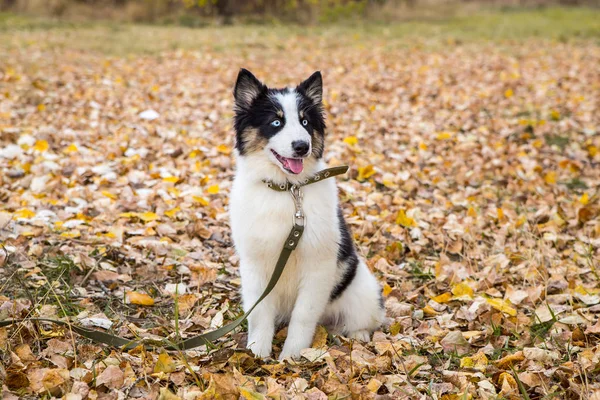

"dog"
[229,69,385,360]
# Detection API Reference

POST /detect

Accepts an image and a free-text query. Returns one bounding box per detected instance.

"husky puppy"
[230,69,384,360]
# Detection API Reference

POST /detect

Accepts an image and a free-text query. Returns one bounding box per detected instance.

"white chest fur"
[230,158,340,317]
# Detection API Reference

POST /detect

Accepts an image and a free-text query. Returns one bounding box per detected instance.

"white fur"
[266,90,312,172]
[230,89,384,360]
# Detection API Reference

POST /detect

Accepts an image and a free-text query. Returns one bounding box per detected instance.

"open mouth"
[271,150,304,174]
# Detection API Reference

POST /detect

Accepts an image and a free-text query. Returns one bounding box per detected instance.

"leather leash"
[0,166,349,351]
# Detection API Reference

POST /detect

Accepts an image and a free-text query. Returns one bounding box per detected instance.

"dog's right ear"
[234,69,266,110]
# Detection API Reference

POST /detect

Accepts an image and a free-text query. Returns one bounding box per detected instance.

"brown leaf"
[440,331,471,356]
[5,369,29,390]
[96,365,124,389]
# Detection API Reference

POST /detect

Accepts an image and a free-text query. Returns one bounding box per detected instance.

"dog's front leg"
[243,273,276,358]
[279,270,331,360]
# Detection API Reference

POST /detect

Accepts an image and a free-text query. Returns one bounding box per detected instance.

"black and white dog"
[230,69,384,360]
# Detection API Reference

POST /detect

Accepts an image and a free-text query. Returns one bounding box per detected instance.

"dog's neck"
[235,153,325,187]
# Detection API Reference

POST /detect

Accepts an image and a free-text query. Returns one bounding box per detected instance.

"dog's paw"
[347,329,371,342]
[247,340,272,358]
[277,349,301,362]
[278,342,305,362]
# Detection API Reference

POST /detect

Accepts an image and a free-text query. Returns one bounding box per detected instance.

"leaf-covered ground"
[1,11,600,400]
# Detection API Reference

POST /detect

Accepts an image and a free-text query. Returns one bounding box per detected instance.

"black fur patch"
[233,69,326,157]
[330,208,359,301]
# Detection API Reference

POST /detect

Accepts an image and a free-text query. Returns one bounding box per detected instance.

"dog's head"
[232,69,325,177]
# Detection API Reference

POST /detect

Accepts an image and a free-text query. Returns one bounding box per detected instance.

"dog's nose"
[292,141,310,157]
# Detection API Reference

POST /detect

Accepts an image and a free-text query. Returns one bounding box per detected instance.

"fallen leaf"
[96,365,124,389]
[486,297,517,316]
[396,209,416,227]
[451,281,474,300]
[154,352,176,373]
[126,291,155,306]
[357,165,376,181]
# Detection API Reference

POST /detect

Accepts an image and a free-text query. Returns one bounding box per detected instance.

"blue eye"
[302,119,308,126]
[271,120,281,127]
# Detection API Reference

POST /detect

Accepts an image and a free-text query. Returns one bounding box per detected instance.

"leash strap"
[0,225,305,351]
[0,166,348,351]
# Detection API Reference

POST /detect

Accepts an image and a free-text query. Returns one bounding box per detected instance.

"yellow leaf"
[207,184,219,194]
[126,291,154,306]
[580,193,589,205]
[101,191,117,200]
[33,140,49,152]
[311,325,328,348]
[60,231,80,238]
[419,142,428,150]
[357,165,376,181]
[165,207,180,218]
[436,131,452,140]
[239,387,266,400]
[158,388,181,400]
[188,149,202,158]
[451,282,474,300]
[504,88,513,98]
[167,187,180,197]
[382,283,392,297]
[423,305,439,316]
[163,176,179,183]
[486,297,517,316]
[37,103,46,111]
[460,352,488,371]
[497,207,504,220]
[498,372,518,394]
[432,292,453,304]
[495,351,525,369]
[382,179,396,188]
[574,285,599,295]
[588,145,598,157]
[119,212,138,219]
[389,321,401,336]
[138,212,159,222]
[544,171,556,185]
[396,209,416,228]
[193,196,209,206]
[343,136,358,146]
[216,144,231,155]
[467,206,477,217]
[63,143,78,153]
[366,378,382,393]
[154,353,176,373]
[460,356,474,368]
[515,215,527,227]
[14,208,36,219]
[550,110,560,121]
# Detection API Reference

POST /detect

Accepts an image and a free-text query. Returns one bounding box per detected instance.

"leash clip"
[289,184,305,227]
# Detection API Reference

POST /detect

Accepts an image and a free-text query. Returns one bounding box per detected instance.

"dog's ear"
[234,69,266,110]
[297,71,322,104]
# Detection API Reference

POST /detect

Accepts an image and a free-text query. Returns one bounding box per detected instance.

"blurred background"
[2,0,599,25]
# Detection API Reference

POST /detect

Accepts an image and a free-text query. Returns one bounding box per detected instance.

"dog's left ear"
[234,68,266,110]
[297,71,322,104]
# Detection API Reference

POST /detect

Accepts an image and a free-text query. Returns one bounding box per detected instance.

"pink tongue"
[286,158,304,174]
